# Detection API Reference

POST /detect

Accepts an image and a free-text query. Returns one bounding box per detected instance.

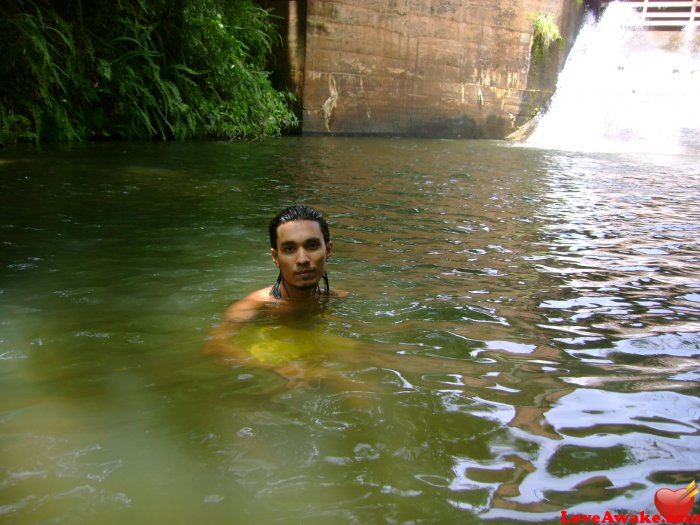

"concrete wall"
[266,1,586,138]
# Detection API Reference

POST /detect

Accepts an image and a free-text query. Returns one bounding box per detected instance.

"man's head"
[268,206,332,299]
[269,205,330,250]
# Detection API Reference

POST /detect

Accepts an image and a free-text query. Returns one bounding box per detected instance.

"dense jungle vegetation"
[0,0,298,143]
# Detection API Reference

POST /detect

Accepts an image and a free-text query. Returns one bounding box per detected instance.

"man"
[203,205,347,366]
[227,204,343,319]
[204,205,490,390]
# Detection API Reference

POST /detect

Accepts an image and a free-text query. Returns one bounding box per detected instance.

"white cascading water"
[527,1,700,154]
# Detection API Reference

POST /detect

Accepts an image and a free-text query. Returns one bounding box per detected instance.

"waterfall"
[526,1,700,154]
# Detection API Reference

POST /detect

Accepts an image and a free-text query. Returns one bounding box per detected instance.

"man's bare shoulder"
[244,286,277,303]
[329,288,350,299]
[223,286,277,322]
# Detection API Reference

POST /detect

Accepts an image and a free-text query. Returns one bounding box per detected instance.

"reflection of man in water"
[203,205,348,369]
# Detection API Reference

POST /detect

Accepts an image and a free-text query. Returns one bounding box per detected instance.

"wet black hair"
[269,205,330,249]
[268,205,331,299]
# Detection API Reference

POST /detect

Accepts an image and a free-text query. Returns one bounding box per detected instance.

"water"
[0,138,698,524]
[527,2,700,154]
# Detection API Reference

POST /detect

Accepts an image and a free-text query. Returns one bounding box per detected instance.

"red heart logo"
[654,487,695,523]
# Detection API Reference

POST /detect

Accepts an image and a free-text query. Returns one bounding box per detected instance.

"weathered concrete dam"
[263,0,590,138]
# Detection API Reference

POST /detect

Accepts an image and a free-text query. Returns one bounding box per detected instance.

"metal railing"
[611,0,700,27]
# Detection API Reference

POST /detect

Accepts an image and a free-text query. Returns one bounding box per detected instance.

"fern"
[0,0,297,143]
[532,12,564,65]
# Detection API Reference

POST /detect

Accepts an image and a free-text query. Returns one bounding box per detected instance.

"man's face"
[271,220,332,295]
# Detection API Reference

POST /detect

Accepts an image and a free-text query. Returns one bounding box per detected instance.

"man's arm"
[201,288,272,358]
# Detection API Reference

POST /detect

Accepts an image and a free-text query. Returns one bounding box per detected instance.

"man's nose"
[296,248,310,264]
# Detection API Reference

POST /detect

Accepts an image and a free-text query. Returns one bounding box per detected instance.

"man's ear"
[325,240,333,260]
[271,248,279,268]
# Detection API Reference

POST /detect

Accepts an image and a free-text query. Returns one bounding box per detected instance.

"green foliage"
[178,1,298,139]
[0,7,84,142]
[531,12,564,65]
[0,0,298,143]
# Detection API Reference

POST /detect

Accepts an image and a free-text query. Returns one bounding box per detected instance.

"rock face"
[266,1,585,138]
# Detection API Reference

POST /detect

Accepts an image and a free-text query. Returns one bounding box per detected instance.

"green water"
[1,138,699,524]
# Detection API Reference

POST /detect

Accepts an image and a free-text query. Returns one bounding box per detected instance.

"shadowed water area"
[1,138,699,524]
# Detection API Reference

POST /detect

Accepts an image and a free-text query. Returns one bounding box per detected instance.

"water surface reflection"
[0,138,698,524]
